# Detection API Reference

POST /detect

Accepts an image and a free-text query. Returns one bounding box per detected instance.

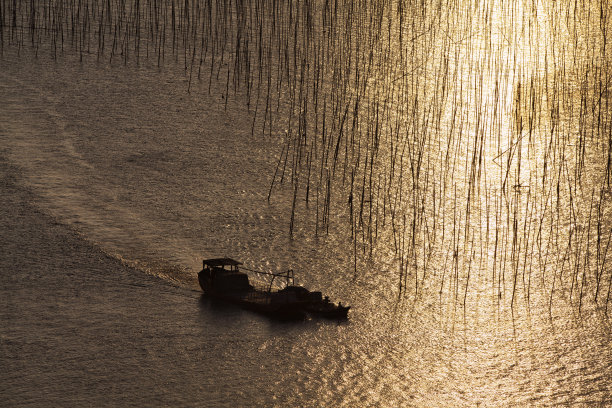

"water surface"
[1,0,612,405]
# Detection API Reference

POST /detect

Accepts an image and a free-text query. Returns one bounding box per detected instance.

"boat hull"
[199,270,307,320]
[306,303,351,320]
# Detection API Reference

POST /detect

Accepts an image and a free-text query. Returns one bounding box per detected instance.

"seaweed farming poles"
[2,0,612,314]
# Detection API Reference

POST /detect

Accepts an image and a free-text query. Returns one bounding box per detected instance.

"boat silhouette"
[198,258,350,320]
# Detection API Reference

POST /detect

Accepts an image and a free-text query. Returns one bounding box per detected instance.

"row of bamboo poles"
[2,0,612,315]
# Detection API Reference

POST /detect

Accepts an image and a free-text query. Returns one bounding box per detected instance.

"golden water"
[1,0,611,405]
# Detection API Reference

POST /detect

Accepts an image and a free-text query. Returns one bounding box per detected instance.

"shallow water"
[2,0,612,406]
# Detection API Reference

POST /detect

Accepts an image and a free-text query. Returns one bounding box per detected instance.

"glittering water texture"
[1,0,612,406]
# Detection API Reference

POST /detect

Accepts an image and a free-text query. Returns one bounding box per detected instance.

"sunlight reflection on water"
[1,0,612,405]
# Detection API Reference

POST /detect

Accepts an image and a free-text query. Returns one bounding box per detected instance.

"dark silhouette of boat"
[198,258,350,320]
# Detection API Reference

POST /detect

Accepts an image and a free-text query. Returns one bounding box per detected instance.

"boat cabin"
[200,258,252,293]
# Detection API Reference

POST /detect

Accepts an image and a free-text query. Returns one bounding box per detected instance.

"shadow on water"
[197,294,304,324]
[198,294,350,329]
[198,294,244,317]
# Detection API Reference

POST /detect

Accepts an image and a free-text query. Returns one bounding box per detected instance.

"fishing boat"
[198,258,350,320]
